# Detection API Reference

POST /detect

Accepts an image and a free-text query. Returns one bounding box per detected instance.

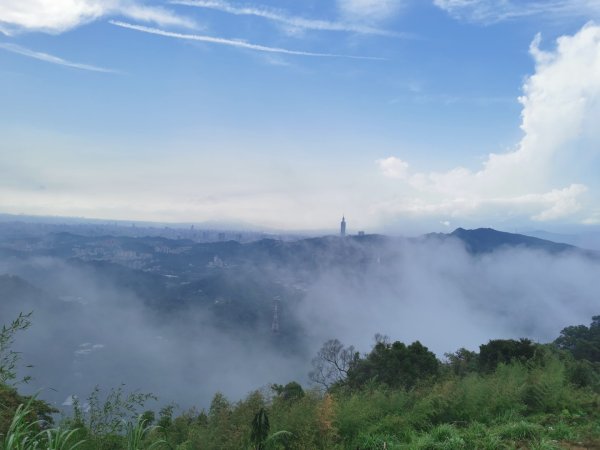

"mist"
[1,234,599,414]
[0,256,307,412]
[296,237,599,357]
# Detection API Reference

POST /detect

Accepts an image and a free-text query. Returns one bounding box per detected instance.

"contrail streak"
[110,21,385,60]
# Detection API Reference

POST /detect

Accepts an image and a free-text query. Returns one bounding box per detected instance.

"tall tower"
[340,216,346,237]
[271,296,280,334]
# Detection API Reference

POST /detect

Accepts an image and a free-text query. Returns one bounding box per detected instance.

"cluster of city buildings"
[340,216,365,237]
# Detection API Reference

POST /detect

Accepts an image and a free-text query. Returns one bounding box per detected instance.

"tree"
[271,381,304,402]
[249,407,292,450]
[206,392,232,449]
[140,410,156,426]
[0,312,56,435]
[72,384,156,436]
[250,408,270,450]
[444,348,479,377]
[0,312,33,386]
[346,340,440,389]
[157,403,175,430]
[555,315,600,362]
[309,339,357,389]
[0,384,57,436]
[208,392,231,424]
[478,338,537,372]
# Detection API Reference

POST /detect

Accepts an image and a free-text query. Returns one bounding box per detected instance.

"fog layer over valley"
[0,227,598,411]
[299,236,599,356]
[0,257,308,410]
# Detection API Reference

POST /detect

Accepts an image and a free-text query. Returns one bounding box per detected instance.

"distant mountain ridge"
[0,227,590,267]
[445,227,579,254]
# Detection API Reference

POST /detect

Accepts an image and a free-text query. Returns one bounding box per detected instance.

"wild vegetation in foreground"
[1,313,600,449]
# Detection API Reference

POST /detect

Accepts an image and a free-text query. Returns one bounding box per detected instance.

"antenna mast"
[271,296,280,334]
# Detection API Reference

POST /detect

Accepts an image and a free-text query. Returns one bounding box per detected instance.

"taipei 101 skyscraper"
[340,216,346,237]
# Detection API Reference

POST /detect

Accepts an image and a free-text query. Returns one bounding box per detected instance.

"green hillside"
[1,314,600,450]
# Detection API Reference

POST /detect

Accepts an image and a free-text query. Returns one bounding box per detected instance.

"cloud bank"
[377,23,600,224]
[0,0,195,35]
[1,256,306,410]
[296,237,600,358]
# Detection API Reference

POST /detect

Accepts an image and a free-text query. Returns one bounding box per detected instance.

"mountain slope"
[448,227,578,254]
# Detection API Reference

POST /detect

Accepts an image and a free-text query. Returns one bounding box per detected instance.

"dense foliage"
[345,340,439,390]
[555,315,600,363]
[2,315,600,449]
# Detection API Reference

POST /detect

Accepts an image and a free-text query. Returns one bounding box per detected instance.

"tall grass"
[41,428,86,450]
[2,346,599,449]
[1,401,167,450]
[1,397,84,450]
[327,351,600,448]
[125,416,164,450]
[2,401,39,450]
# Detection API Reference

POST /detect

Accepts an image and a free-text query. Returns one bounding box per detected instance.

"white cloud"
[434,0,600,24]
[529,185,589,221]
[377,156,409,179]
[0,0,195,35]
[110,20,384,59]
[0,42,118,72]
[376,23,600,222]
[337,0,404,22]
[583,211,600,224]
[120,3,196,28]
[172,0,402,37]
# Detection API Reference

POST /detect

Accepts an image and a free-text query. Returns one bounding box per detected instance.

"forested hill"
[446,227,579,254]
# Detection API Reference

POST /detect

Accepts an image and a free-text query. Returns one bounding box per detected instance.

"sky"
[2,0,600,234]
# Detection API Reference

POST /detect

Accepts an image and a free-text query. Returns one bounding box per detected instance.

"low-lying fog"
[1,236,598,413]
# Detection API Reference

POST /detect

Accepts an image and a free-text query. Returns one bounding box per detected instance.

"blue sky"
[1,0,600,233]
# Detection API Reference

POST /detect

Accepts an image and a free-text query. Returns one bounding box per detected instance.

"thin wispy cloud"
[434,0,600,24]
[0,42,118,73]
[337,0,405,22]
[171,0,403,37]
[110,21,385,60]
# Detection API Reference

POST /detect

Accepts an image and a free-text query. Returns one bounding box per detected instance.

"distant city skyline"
[2,1,600,234]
